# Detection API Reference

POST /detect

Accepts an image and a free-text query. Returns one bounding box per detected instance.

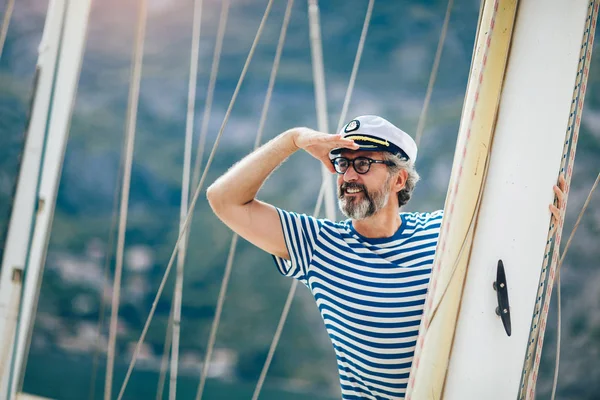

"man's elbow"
[206,184,224,215]
[207,182,253,221]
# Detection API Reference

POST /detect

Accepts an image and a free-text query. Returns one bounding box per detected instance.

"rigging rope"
[521,5,597,396]
[88,119,128,400]
[0,0,15,59]
[551,271,561,400]
[104,0,148,398]
[195,1,294,398]
[335,0,374,133]
[415,0,454,147]
[252,2,375,398]
[255,0,294,149]
[115,1,275,398]
[550,171,599,400]
[157,1,230,395]
[251,179,326,400]
[169,0,204,398]
[195,233,238,400]
[156,301,174,400]
[252,281,299,400]
[191,0,230,189]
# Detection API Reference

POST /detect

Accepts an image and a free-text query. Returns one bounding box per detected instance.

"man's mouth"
[341,183,365,197]
[345,187,363,194]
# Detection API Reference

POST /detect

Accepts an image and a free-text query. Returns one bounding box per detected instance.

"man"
[206,115,565,400]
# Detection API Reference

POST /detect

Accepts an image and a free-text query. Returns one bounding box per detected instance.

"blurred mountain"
[0,0,599,399]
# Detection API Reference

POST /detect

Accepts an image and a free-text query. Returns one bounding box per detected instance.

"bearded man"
[206,115,565,400]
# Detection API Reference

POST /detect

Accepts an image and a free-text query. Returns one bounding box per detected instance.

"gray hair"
[382,152,420,208]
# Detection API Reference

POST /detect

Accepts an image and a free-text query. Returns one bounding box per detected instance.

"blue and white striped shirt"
[273,208,444,400]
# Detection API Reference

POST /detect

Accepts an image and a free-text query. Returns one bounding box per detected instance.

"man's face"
[335,150,395,220]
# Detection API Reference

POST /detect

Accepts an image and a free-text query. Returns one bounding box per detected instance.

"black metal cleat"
[493,259,512,336]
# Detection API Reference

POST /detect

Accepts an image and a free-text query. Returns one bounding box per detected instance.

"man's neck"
[351,204,402,239]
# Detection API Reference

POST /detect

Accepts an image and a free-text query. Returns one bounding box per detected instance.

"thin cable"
[557,172,599,270]
[164,2,224,393]
[252,183,325,400]
[415,0,454,147]
[252,280,299,400]
[172,11,230,384]
[156,302,174,400]
[550,171,599,399]
[104,0,148,398]
[191,0,230,189]
[195,3,294,398]
[116,2,274,398]
[255,0,294,149]
[0,0,15,59]
[169,0,203,398]
[551,269,561,400]
[335,0,374,132]
[88,139,127,400]
[195,234,238,400]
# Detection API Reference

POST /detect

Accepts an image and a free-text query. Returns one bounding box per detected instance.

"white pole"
[0,0,92,398]
[307,0,336,220]
[0,0,66,392]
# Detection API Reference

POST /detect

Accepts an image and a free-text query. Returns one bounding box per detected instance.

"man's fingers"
[325,134,357,144]
[553,185,565,209]
[316,133,338,141]
[336,135,360,149]
[304,133,358,148]
[344,140,360,149]
[553,185,564,199]
[318,135,359,150]
[549,204,560,221]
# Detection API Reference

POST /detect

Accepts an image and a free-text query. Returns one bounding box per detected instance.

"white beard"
[338,182,391,220]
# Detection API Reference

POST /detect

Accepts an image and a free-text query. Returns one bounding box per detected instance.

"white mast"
[0,0,92,398]
[307,0,337,220]
[407,0,596,399]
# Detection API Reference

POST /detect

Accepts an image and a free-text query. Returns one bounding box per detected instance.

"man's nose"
[343,165,359,181]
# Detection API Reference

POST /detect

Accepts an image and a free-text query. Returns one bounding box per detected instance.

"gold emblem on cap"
[345,135,389,147]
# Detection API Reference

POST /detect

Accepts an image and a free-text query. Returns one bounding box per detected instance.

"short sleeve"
[272,208,324,282]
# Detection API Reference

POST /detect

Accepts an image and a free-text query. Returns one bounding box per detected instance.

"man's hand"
[291,128,360,173]
[549,174,567,234]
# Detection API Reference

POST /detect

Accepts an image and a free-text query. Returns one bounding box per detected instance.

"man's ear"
[393,169,408,193]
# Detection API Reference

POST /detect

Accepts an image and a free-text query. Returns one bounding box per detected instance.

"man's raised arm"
[206,127,357,260]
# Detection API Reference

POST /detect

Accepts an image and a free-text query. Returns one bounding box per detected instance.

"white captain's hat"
[329,115,418,162]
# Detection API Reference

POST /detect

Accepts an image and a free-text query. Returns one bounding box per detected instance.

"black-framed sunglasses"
[330,156,395,175]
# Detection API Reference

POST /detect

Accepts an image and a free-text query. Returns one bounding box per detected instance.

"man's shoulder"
[401,209,444,232]
[275,207,346,231]
[401,209,444,221]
